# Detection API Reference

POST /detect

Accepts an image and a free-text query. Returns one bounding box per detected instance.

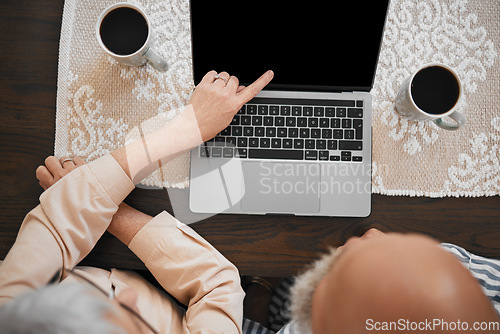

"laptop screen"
[190,1,390,92]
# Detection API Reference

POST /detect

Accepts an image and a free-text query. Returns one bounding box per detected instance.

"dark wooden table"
[1,0,499,277]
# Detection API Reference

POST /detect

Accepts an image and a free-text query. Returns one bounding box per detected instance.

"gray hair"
[289,247,341,334]
[0,283,123,334]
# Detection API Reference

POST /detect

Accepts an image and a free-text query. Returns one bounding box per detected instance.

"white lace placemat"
[55,0,499,196]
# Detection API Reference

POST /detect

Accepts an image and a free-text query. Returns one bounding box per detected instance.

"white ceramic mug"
[96,3,168,72]
[395,63,465,130]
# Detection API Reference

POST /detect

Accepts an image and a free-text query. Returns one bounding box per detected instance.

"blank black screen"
[190,1,390,92]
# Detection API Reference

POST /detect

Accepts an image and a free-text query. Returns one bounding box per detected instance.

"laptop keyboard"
[199,97,364,162]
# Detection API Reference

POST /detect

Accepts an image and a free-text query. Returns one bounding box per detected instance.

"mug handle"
[143,47,168,72]
[433,111,466,131]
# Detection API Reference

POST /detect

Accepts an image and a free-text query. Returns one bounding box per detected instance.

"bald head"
[311,233,499,334]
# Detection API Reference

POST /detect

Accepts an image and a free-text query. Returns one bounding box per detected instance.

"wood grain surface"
[1,0,499,277]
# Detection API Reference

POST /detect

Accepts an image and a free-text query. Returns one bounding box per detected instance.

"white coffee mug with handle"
[395,63,465,130]
[96,2,168,72]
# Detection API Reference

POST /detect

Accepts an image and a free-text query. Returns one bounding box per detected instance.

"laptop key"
[223,148,234,158]
[255,127,265,137]
[333,129,343,139]
[353,119,363,139]
[297,117,307,127]
[292,106,302,116]
[316,140,326,149]
[305,139,315,149]
[241,115,251,125]
[342,119,352,128]
[311,129,321,138]
[322,129,333,139]
[327,140,337,150]
[303,107,313,116]
[275,117,285,126]
[294,139,304,149]
[271,138,281,148]
[212,147,222,157]
[226,137,236,147]
[339,140,362,151]
[300,128,310,138]
[248,149,303,160]
[344,130,355,140]
[286,117,296,127]
[331,118,341,128]
[341,151,351,161]
[288,128,299,138]
[314,107,324,117]
[326,107,336,117]
[319,151,329,161]
[266,127,277,137]
[243,127,253,136]
[270,105,280,115]
[230,115,240,125]
[258,105,268,115]
[247,105,257,114]
[232,126,243,136]
[252,116,263,126]
[200,146,210,157]
[336,108,347,117]
[283,139,293,148]
[305,150,318,160]
[236,148,248,158]
[260,138,270,148]
[280,106,291,115]
[221,127,231,136]
[264,116,274,126]
[308,118,319,127]
[249,138,259,147]
[348,108,363,118]
[319,118,330,128]
[330,155,340,161]
[277,127,287,137]
[215,137,225,146]
[238,137,248,147]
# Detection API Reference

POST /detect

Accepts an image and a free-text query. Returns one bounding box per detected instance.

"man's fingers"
[237,70,274,103]
[236,85,246,93]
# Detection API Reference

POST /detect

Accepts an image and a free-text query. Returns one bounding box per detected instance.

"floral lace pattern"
[56,0,194,188]
[56,0,499,196]
[371,0,499,196]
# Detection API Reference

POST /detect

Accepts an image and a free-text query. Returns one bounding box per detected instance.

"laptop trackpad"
[241,161,320,214]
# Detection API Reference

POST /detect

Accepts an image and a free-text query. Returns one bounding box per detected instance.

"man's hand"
[189,70,274,142]
[36,156,86,190]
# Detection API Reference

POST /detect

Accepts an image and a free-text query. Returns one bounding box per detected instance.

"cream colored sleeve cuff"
[87,154,135,205]
[128,211,181,262]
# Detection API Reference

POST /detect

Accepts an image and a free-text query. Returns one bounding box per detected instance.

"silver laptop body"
[188,1,390,217]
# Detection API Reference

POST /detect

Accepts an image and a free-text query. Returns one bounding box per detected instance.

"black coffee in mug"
[410,65,460,115]
[99,7,149,56]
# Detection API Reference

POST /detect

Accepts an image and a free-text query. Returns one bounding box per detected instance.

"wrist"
[107,203,152,246]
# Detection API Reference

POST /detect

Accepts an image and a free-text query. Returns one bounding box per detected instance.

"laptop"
[188,1,390,217]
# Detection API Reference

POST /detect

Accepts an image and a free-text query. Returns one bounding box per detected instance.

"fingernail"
[268,70,274,78]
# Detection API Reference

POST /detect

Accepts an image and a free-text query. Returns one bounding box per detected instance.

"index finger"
[237,70,274,103]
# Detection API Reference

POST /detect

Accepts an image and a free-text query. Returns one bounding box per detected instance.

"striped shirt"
[244,243,500,334]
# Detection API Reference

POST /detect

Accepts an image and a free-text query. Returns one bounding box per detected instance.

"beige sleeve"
[0,154,134,304]
[129,211,245,334]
